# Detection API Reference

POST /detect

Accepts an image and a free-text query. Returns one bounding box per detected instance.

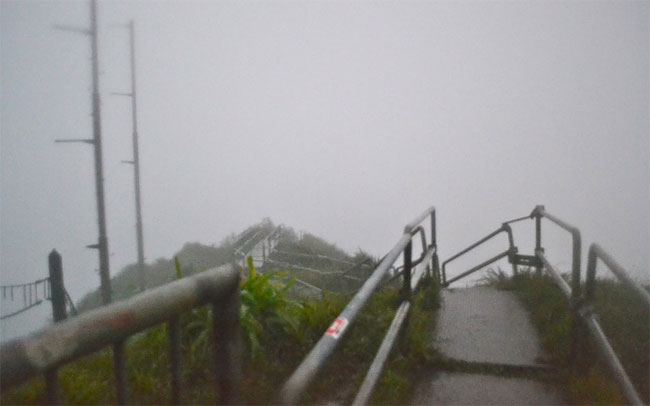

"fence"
[0,250,77,322]
[441,204,650,405]
[0,264,240,405]
[280,206,438,404]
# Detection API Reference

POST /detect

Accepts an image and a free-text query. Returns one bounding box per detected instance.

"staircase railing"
[280,206,438,405]
[443,204,649,405]
[0,264,241,405]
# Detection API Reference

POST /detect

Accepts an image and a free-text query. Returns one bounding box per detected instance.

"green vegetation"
[482,268,649,405]
[2,222,441,405]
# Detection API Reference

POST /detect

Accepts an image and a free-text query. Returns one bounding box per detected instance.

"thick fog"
[1,1,648,341]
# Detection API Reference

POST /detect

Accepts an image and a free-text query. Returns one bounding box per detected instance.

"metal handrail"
[531,205,584,375]
[582,243,650,405]
[234,225,282,268]
[441,223,517,286]
[280,206,438,405]
[532,206,582,301]
[0,264,241,405]
[441,204,647,405]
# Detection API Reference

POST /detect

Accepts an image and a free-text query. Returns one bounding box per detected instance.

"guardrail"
[234,225,283,269]
[443,204,649,405]
[583,244,650,405]
[0,264,241,405]
[280,206,438,405]
[441,223,517,287]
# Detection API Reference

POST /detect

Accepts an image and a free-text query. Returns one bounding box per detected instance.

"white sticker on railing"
[325,317,349,339]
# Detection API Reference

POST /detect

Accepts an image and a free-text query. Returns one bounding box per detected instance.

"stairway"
[412,286,564,405]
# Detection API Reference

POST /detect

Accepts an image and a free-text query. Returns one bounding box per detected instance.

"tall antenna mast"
[115,20,146,292]
[54,2,129,403]
[54,0,112,305]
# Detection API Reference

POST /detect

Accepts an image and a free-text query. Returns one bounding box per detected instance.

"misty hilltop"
[76,219,376,313]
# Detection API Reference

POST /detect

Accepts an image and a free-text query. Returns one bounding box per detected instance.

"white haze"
[1,1,648,341]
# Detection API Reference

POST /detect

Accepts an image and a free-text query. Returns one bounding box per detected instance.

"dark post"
[503,224,518,276]
[168,317,182,404]
[212,289,241,404]
[430,211,436,249]
[48,250,67,322]
[128,20,146,292]
[88,0,112,306]
[534,205,543,276]
[402,241,412,300]
[46,250,67,404]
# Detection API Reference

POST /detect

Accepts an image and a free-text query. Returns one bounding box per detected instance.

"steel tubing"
[536,250,572,299]
[444,249,511,287]
[352,301,411,406]
[0,264,239,389]
[583,314,643,405]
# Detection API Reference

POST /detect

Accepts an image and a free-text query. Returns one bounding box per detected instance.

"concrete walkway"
[412,286,564,405]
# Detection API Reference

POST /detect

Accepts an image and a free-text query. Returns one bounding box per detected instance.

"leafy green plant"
[240,256,301,359]
[174,256,183,279]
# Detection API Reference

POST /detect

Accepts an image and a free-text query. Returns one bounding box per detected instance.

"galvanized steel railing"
[582,244,650,405]
[0,264,241,405]
[441,222,518,287]
[280,207,438,405]
[234,225,283,269]
[443,204,649,405]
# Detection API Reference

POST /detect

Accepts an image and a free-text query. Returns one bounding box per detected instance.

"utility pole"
[54,0,112,305]
[114,20,146,292]
[55,3,129,403]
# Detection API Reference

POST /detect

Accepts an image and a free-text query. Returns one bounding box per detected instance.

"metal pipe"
[536,208,582,369]
[212,289,241,404]
[404,206,436,234]
[352,301,411,406]
[0,264,239,389]
[534,205,543,275]
[125,20,146,293]
[352,245,434,405]
[536,250,572,299]
[281,233,413,404]
[442,226,508,284]
[113,341,129,405]
[88,0,113,307]
[168,317,182,404]
[583,314,644,405]
[403,241,412,300]
[430,211,437,248]
[503,224,518,275]
[443,250,510,287]
[411,247,436,291]
[585,244,650,306]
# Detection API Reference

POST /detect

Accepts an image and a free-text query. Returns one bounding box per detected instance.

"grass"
[482,268,649,405]
[1,260,441,405]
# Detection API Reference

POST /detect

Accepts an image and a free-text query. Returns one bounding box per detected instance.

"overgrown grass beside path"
[482,268,649,405]
[1,257,441,405]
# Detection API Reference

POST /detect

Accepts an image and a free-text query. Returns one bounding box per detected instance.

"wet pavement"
[413,286,564,405]
[411,371,563,405]
[435,286,546,366]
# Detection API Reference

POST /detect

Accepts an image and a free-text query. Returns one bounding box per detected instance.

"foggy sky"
[1,1,648,341]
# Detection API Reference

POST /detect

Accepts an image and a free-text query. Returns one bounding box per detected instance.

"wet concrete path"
[412,286,564,405]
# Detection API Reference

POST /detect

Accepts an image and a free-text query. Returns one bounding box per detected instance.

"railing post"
[114,342,129,405]
[534,205,544,276]
[46,249,67,405]
[403,241,412,300]
[168,317,182,404]
[49,250,67,322]
[212,286,241,404]
[430,211,436,249]
[503,224,518,276]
